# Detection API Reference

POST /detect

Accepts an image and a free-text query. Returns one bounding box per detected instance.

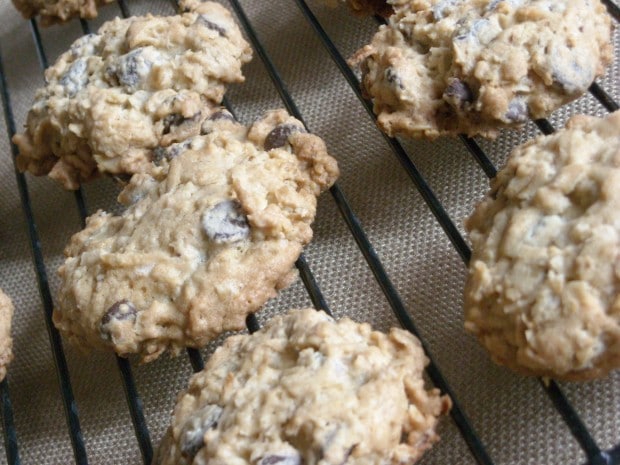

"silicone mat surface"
[0,1,618,464]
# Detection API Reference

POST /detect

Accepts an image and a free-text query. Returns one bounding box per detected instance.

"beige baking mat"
[0,0,618,464]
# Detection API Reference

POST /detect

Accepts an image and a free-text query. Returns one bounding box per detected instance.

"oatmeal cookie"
[11,0,114,26]
[53,110,339,362]
[153,308,451,465]
[0,289,14,382]
[350,0,613,139]
[465,111,620,380]
[13,2,252,189]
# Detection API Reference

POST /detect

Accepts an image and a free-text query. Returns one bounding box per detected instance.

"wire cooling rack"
[0,1,619,464]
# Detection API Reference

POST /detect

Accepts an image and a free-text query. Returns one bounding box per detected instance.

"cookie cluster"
[13,1,252,189]
[338,0,620,381]
[11,1,453,464]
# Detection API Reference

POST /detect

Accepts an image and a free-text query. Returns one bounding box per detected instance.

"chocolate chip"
[115,48,161,90]
[100,300,137,340]
[504,99,528,123]
[261,453,301,465]
[196,15,227,37]
[162,112,200,135]
[101,300,136,326]
[180,405,223,460]
[116,50,143,88]
[264,124,305,150]
[340,445,356,465]
[200,110,237,135]
[444,78,473,107]
[59,59,89,97]
[151,146,168,165]
[454,18,489,42]
[207,110,235,122]
[151,140,192,166]
[163,114,184,135]
[202,200,250,244]
[385,68,404,90]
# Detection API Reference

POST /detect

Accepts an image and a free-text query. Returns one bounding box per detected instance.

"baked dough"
[154,308,451,465]
[350,0,613,139]
[13,2,252,189]
[0,289,14,382]
[11,0,114,26]
[465,111,620,380]
[53,110,339,362]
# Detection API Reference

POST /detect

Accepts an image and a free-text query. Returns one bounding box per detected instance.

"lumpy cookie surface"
[0,289,14,382]
[11,0,114,25]
[53,110,339,362]
[154,308,451,465]
[351,0,613,139]
[465,111,620,380]
[13,2,252,189]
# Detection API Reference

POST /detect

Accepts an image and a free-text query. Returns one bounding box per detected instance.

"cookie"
[0,289,14,382]
[52,109,339,362]
[464,111,620,380]
[11,0,114,26]
[319,0,393,17]
[13,2,252,190]
[153,308,451,465]
[350,0,613,139]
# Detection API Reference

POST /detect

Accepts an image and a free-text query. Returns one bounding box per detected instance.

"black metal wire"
[186,348,205,373]
[245,314,260,334]
[602,0,620,22]
[294,254,331,314]
[606,444,620,464]
[291,2,620,465]
[1,1,617,465]
[540,379,605,465]
[329,163,494,465]
[459,135,497,179]
[115,358,152,464]
[229,2,498,465]
[116,0,131,18]
[289,2,472,264]
[534,118,555,135]
[0,40,89,465]
[28,13,154,465]
[528,117,619,465]
[589,82,620,112]
[0,380,20,465]
[78,19,91,35]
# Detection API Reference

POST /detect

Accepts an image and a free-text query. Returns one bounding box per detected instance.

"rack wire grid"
[0,0,619,464]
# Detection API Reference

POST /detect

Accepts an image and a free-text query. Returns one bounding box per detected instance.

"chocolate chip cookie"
[0,289,14,382]
[350,0,613,139]
[13,2,252,190]
[319,0,393,17]
[465,111,620,380]
[11,0,114,26]
[53,110,339,362]
[153,308,451,465]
